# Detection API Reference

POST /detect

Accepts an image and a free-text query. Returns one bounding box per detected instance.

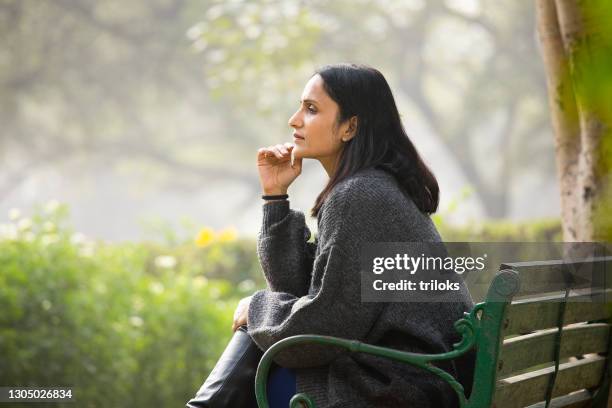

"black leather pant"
[186,326,262,408]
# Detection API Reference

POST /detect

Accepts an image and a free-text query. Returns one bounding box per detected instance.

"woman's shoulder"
[318,166,442,243]
[320,166,413,221]
[346,166,394,183]
[332,167,402,202]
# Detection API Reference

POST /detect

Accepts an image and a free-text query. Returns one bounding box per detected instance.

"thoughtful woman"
[189,63,476,408]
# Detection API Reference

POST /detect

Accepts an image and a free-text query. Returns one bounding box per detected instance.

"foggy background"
[0,0,559,242]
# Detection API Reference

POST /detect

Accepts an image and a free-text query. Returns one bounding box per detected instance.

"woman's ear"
[342,116,358,142]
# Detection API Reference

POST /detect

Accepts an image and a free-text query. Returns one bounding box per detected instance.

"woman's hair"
[310,63,440,218]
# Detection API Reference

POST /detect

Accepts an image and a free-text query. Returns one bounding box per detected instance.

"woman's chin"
[292,147,308,159]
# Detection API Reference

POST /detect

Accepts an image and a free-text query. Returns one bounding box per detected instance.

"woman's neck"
[318,153,341,178]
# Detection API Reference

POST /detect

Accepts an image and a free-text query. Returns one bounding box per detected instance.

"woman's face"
[288,74,353,169]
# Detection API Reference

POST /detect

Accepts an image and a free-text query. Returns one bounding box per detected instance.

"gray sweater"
[248,167,476,408]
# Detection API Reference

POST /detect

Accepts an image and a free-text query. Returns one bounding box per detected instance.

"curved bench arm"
[255,303,483,408]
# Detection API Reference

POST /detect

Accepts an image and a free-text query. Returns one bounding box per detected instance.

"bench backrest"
[467,256,612,408]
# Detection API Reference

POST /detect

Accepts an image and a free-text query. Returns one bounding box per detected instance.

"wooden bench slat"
[524,389,594,408]
[498,323,610,377]
[503,288,612,335]
[501,256,612,297]
[493,355,606,408]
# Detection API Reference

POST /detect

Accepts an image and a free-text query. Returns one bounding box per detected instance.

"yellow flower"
[195,227,215,247]
[217,226,238,243]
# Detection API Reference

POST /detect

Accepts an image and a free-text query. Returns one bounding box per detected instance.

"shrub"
[435,217,562,242]
[0,204,238,407]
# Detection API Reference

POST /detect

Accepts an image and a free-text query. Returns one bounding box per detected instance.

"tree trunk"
[536,0,612,241]
[536,0,580,241]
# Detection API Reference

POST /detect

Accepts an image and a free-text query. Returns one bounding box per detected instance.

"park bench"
[254,256,612,408]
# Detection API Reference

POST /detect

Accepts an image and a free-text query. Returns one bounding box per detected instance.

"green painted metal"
[254,265,611,407]
[289,393,315,408]
[461,269,521,408]
[254,318,477,408]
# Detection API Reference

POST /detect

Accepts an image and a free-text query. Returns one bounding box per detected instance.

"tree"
[2,0,556,221]
[0,0,271,204]
[536,0,612,241]
[194,0,553,218]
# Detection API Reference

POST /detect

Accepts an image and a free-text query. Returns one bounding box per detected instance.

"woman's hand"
[257,142,302,195]
[232,295,252,332]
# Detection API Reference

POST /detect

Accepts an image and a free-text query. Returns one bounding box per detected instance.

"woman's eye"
[307,105,317,113]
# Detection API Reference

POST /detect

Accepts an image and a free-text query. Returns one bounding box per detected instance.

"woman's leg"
[186,325,297,408]
[186,326,262,408]
[266,363,297,408]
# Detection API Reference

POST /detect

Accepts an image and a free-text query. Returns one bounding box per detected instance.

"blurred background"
[0,0,560,241]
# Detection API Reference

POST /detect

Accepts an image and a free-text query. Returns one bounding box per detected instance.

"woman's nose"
[288,110,302,128]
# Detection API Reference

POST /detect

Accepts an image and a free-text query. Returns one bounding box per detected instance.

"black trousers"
[186,326,262,408]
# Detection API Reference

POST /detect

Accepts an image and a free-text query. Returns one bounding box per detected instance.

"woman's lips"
[293,133,304,140]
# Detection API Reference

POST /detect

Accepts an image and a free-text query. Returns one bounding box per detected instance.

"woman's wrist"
[262,194,288,201]
[262,188,288,196]
[261,198,290,234]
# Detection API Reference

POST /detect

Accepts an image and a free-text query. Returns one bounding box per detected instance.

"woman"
[193,63,476,408]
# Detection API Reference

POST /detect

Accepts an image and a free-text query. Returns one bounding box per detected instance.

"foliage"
[0,204,246,407]
[436,217,562,242]
[579,0,612,240]
[431,188,562,241]
[190,0,553,217]
[1,0,556,219]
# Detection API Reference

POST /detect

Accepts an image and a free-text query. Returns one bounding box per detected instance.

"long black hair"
[310,63,439,218]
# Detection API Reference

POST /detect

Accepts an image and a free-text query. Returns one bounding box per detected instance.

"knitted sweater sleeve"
[248,181,385,368]
[256,200,316,296]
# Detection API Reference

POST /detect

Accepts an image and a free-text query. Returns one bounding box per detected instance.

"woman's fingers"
[276,144,289,155]
[257,143,295,164]
[273,143,293,158]
[257,148,269,159]
[232,319,244,332]
[270,146,283,159]
[257,147,276,161]
[263,145,291,160]
[232,296,251,332]
[234,315,247,330]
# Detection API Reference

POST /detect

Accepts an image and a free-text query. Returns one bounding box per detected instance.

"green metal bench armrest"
[255,303,483,408]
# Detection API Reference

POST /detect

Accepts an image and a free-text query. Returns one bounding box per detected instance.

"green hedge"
[0,205,246,407]
[435,217,562,242]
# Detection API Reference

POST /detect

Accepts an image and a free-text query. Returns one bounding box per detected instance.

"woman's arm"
[248,243,383,368]
[254,142,312,295]
[248,177,389,368]
[256,199,316,296]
